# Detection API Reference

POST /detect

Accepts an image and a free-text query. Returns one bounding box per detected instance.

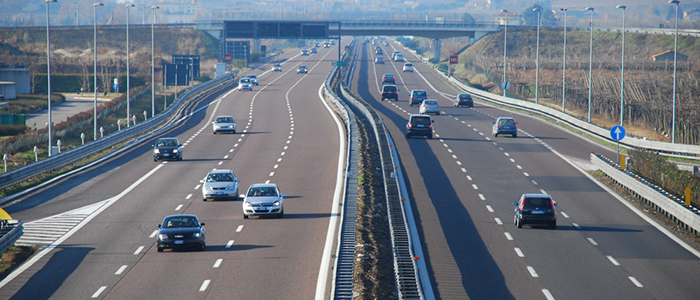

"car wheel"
[200,242,206,251]
[278,211,284,218]
[243,214,249,219]
[213,131,217,134]
[157,246,163,252]
[154,157,157,162]
[513,134,517,138]
[178,156,182,161]
[516,218,523,228]
[550,222,557,230]
[233,130,236,134]
[494,133,498,137]
[428,134,433,139]
[410,103,413,107]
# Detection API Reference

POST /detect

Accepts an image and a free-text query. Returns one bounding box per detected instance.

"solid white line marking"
[175,204,183,211]
[472,184,478,190]
[629,276,643,287]
[186,194,193,200]
[149,230,158,238]
[236,225,244,232]
[607,255,620,266]
[213,259,223,268]
[226,240,234,248]
[527,266,539,277]
[514,248,525,257]
[115,265,127,275]
[479,194,486,200]
[588,238,598,246]
[542,289,555,300]
[495,218,503,225]
[561,212,570,218]
[92,286,107,298]
[133,246,144,255]
[199,280,211,292]
[486,205,494,212]
[504,232,513,240]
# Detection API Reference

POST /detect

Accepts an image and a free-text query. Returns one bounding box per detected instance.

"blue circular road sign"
[611,125,626,141]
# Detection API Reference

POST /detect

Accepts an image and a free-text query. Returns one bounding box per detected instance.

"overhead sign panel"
[223,21,335,39]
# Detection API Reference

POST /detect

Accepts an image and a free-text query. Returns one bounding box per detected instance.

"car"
[374,56,384,64]
[419,99,441,115]
[238,77,252,91]
[324,43,330,48]
[454,93,474,107]
[301,49,309,56]
[405,114,433,139]
[391,51,400,59]
[492,117,518,137]
[381,73,396,84]
[380,85,399,101]
[310,48,317,54]
[245,74,259,85]
[330,40,336,45]
[409,89,428,107]
[403,63,414,72]
[272,64,282,72]
[394,54,404,62]
[212,115,237,134]
[242,183,285,219]
[375,48,383,55]
[297,65,308,74]
[314,43,320,48]
[156,214,206,252]
[200,169,240,201]
[513,194,557,229]
[153,137,182,161]
[384,41,389,46]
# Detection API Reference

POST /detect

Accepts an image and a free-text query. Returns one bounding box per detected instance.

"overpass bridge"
[196,20,500,62]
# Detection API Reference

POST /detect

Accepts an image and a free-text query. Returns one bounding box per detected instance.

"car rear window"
[383,86,397,92]
[424,100,438,105]
[412,116,431,125]
[499,119,515,125]
[216,117,233,123]
[413,91,426,97]
[459,94,472,99]
[405,63,412,67]
[523,197,552,209]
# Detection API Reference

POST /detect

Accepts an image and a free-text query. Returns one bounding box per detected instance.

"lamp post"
[45,0,56,157]
[126,3,134,127]
[586,7,594,122]
[93,2,103,141]
[617,5,626,126]
[561,8,568,112]
[501,9,508,97]
[151,5,160,118]
[533,8,541,104]
[670,0,680,143]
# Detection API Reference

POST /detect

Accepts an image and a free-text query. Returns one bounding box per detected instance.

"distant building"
[496,11,522,26]
[652,50,687,61]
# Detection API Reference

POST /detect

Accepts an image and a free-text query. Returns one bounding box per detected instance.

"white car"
[403,63,414,72]
[272,64,282,72]
[245,74,259,85]
[394,54,404,62]
[212,115,237,134]
[238,78,252,91]
[242,183,285,218]
[201,169,240,201]
[419,99,441,115]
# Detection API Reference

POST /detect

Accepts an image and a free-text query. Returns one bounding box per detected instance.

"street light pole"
[561,8,568,112]
[45,0,56,156]
[93,2,103,141]
[533,8,541,104]
[586,7,594,123]
[126,4,134,127]
[151,5,160,118]
[670,0,680,143]
[501,9,508,97]
[617,5,626,127]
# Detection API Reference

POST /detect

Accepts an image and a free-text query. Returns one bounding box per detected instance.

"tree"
[522,3,557,26]
[462,13,476,24]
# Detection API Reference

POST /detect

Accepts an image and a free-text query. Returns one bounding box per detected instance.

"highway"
[351,39,700,300]
[0,42,345,299]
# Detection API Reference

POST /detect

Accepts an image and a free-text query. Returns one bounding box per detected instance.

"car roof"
[411,89,426,92]
[249,183,278,188]
[157,137,178,142]
[246,74,257,77]
[209,169,233,174]
[410,114,431,118]
[216,115,233,119]
[383,73,394,76]
[521,193,551,198]
[164,214,198,219]
[497,117,515,120]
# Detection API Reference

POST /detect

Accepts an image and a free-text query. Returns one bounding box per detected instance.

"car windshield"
[499,119,515,125]
[383,86,396,92]
[424,100,438,105]
[247,75,256,78]
[413,91,426,97]
[216,117,233,123]
[247,187,279,197]
[163,216,199,228]
[207,172,234,182]
[240,78,250,83]
[522,197,553,209]
[459,94,472,99]
[405,64,412,67]
[157,139,178,147]
[412,117,431,125]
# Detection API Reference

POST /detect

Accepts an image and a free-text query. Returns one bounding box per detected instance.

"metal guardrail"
[592,153,700,235]
[395,42,700,158]
[0,220,23,254]
[334,39,423,299]
[0,70,239,191]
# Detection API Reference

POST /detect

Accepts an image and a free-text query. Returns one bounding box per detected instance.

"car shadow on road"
[201,244,273,252]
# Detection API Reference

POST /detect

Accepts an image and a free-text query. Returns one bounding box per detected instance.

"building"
[651,50,687,62]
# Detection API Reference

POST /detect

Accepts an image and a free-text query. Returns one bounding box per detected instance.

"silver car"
[201,169,240,201]
[419,99,441,115]
[245,74,259,85]
[212,115,237,134]
[238,78,252,91]
[242,183,285,218]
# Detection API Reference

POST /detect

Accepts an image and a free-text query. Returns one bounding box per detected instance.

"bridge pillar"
[254,39,261,52]
[432,39,441,62]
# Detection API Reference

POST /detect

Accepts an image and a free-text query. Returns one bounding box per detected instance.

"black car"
[153,137,182,161]
[492,117,518,137]
[381,73,396,85]
[380,85,399,101]
[454,93,474,107]
[513,194,557,229]
[297,65,308,74]
[409,89,428,106]
[405,114,433,139]
[156,214,206,252]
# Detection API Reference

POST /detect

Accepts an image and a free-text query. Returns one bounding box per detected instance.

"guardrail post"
[621,154,626,170]
[686,187,691,206]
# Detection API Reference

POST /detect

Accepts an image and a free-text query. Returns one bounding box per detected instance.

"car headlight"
[172,149,179,153]
[273,201,280,206]
[244,201,252,207]
[226,184,235,191]
[158,233,168,240]
[154,149,161,154]
[203,185,212,192]
[192,232,201,238]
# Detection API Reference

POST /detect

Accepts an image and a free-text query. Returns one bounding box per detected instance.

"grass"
[0,246,36,279]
